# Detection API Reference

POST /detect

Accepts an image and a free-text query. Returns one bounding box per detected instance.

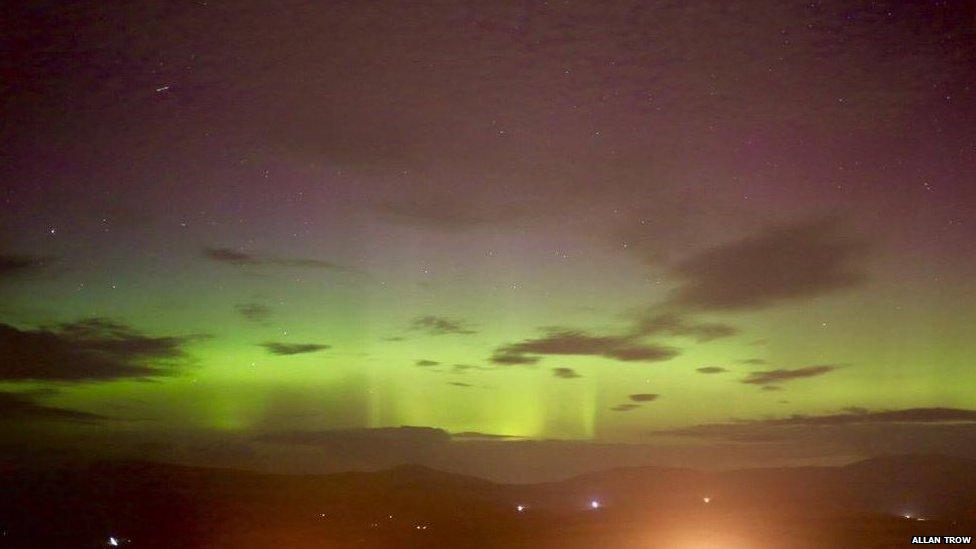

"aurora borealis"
[2,1,975,481]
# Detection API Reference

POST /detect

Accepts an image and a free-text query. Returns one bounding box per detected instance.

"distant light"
[703,496,711,504]
[516,504,525,512]
[108,538,119,547]
[590,500,601,509]
[902,514,912,520]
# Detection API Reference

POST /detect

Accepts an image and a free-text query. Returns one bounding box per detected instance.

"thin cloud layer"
[236,303,273,323]
[204,247,346,270]
[654,407,976,443]
[629,393,659,402]
[256,426,451,448]
[697,366,728,374]
[0,254,50,279]
[450,432,522,441]
[611,404,641,412]
[762,407,976,426]
[0,318,199,381]
[204,247,255,265]
[632,312,738,342]
[375,194,524,231]
[415,359,440,367]
[452,364,493,373]
[0,391,104,422]
[669,217,869,311]
[742,365,840,386]
[260,342,330,356]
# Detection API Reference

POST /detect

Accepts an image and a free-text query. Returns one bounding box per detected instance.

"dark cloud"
[668,217,869,311]
[448,381,474,388]
[632,312,738,342]
[611,404,640,412]
[552,367,581,379]
[489,309,727,370]
[260,342,330,356]
[415,359,440,367]
[0,318,198,381]
[696,366,728,374]
[0,254,50,279]
[409,315,476,335]
[491,329,678,365]
[204,247,347,270]
[742,364,840,386]
[737,358,768,365]
[236,303,272,323]
[490,352,540,365]
[629,393,659,402]
[0,391,104,422]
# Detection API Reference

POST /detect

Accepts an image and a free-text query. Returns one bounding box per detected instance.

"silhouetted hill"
[0,456,973,547]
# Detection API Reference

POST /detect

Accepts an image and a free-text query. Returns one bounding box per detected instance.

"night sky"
[2,1,975,481]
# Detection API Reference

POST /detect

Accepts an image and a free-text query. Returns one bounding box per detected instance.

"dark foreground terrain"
[1,455,973,548]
